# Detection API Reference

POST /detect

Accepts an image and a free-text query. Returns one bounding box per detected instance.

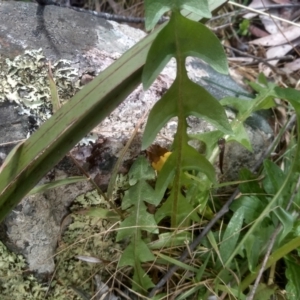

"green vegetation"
[1,0,300,299]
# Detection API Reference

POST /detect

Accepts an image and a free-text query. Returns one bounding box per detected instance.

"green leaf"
[221,94,275,119]
[86,207,120,222]
[117,160,159,241]
[230,196,265,225]
[218,284,246,300]
[221,81,276,137]
[155,192,199,225]
[189,130,224,157]
[263,160,285,195]
[217,206,245,268]
[144,0,211,31]
[28,176,87,195]
[238,168,265,196]
[220,97,253,118]
[142,75,231,149]
[244,226,273,272]
[254,95,276,111]
[179,144,216,180]
[142,10,228,89]
[227,121,252,152]
[132,263,155,292]
[157,253,198,272]
[175,286,207,300]
[285,255,300,300]
[273,207,295,244]
[151,295,168,300]
[119,239,155,292]
[127,156,156,186]
[244,233,260,273]
[207,231,222,265]
[196,252,211,281]
[117,158,158,292]
[274,87,300,172]
[248,74,277,93]
[153,122,215,227]
[122,180,159,210]
[258,72,268,86]
[154,144,216,198]
[274,87,300,114]
[292,186,300,210]
[184,175,210,212]
[119,239,155,266]
[293,220,300,239]
[253,283,276,300]
[148,231,192,250]
[117,200,158,241]
[239,19,250,36]
[0,140,25,173]
[248,75,277,99]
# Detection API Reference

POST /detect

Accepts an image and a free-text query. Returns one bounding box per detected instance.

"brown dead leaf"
[283,58,300,73]
[263,37,300,68]
[266,44,293,65]
[147,144,169,164]
[260,12,283,34]
[272,0,291,4]
[244,0,273,19]
[249,24,269,37]
[250,25,300,46]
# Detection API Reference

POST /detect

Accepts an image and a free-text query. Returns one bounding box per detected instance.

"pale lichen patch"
[54,188,123,298]
[0,241,47,300]
[0,183,126,299]
[0,49,79,134]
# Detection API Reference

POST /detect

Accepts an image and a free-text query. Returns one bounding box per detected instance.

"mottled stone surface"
[0,1,273,275]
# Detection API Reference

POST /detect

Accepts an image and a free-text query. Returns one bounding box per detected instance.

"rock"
[0,0,272,281]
